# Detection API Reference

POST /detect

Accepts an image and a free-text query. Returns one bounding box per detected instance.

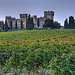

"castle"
[5,11,54,29]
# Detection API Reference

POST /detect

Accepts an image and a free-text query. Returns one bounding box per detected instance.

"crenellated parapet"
[5,11,54,29]
[44,11,54,20]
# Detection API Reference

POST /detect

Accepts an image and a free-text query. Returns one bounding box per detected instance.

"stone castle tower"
[5,11,54,29]
[44,11,54,20]
[20,14,28,28]
[33,15,38,28]
[5,16,11,28]
[32,11,54,28]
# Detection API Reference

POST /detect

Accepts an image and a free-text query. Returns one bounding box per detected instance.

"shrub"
[48,53,75,75]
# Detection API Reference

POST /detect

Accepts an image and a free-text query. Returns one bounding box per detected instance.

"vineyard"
[0,29,75,75]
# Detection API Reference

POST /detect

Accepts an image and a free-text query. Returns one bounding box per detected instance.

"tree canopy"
[26,14,34,30]
[53,21,61,29]
[15,21,18,29]
[10,21,12,29]
[43,18,53,28]
[4,20,8,32]
[0,21,4,28]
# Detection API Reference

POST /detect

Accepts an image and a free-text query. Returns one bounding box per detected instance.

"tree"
[10,20,12,29]
[64,19,69,29]
[15,21,18,29]
[73,22,75,29]
[69,16,74,29]
[0,21,4,28]
[53,21,61,29]
[21,20,23,29]
[37,18,40,27]
[4,20,8,32]
[43,18,53,28]
[26,14,34,30]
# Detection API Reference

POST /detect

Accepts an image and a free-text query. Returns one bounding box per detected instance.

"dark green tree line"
[4,20,8,32]
[15,21,18,29]
[43,18,53,28]
[21,20,23,29]
[10,20,12,29]
[64,19,69,29]
[26,14,34,30]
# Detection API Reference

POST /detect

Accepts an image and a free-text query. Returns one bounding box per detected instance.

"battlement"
[33,15,37,18]
[44,11,54,16]
[20,14,28,18]
[5,11,55,29]
[11,17,16,20]
[44,11,50,13]
[44,11,54,13]
[5,16,11,20]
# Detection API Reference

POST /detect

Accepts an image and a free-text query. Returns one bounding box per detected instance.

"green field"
[0,29,75,75]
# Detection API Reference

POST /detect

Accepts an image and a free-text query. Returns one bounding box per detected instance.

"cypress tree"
[4,20,8,32]
[15,21,18,29]
[10,20,12,29]
[73,21,75,29]
[69,16,74,29]
[21,20,23,29]
[37,18,39,27]
[64,19,69,29]
[26,14,34,30]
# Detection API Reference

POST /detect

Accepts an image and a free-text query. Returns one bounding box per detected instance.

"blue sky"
[0,0,75,26]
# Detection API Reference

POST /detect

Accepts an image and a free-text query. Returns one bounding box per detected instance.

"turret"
[20,14,28,19]
[44,11,54,20]
[19,14,28,29]
[33,15,38,28]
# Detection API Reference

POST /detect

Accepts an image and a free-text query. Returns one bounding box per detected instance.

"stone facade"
[39,17,44,28]
[5,14,28,29]
[20,14,28,28]
[33,11,54,28]
[44,11,54,20]
[33,15,38,28]
[5,11,54,29]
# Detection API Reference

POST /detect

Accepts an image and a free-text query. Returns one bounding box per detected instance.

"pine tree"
[10,20,12,29]
[4,20,8,32]
[21,20,23,29]
[15,21,18,29]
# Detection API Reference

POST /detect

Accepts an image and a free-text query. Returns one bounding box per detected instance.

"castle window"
[45,16,47,18]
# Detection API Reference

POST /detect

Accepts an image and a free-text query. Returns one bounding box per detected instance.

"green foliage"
[26,14,34,30]
[64,16,75,29]
[0,21,4,28]
[64,19,69,29]
[37,18,40,27]
[43,18,53,28]
[48,53,75,75]
[4,53,20,72]
[10,20,12,29]
[69,16,75,29]
[0,29,75,74]
[21,20,23,29]
[20,48,48,71]
[53,21,61,29]
[15,21,18,29]
[4,20,8,32]
[0,63,3,74]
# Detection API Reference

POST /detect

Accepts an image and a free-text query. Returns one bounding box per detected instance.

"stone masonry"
[5,11,54,29]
